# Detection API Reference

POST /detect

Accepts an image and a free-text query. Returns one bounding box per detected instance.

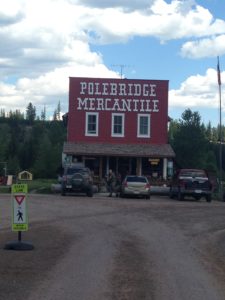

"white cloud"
[1,60,119,117]
[181,35,225,58]
[169,68,225,111]
[0,0,225,117]
[80,0,225,44]
[73,0,154,11]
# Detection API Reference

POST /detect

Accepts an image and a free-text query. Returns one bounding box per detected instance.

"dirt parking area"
[1,194,225,299]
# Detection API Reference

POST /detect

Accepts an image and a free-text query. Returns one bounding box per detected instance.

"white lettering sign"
[77,97,159,112]
[77,81,160,113]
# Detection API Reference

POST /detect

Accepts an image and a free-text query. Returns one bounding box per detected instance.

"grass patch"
[0,179,58,194]
[0,185,11,193]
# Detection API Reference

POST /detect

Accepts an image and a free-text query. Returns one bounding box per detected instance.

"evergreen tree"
[0,109,6,118]
[32,133,55,178]
[0,106,223,179]
[205,122,213,141]
[41,106,46,121]
[53,109,57,121]
[172,109,209,168]
[53,101,61,121]
[0,124,11,163]
[26,102,36,124]
[7,156,20,175]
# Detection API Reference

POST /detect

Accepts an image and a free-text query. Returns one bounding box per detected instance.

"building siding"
[68,77,169,145]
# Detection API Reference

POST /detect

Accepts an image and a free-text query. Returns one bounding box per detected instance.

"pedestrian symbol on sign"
[17,210,23,221]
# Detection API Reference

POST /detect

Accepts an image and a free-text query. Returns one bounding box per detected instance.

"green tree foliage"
[32,133,54,178]
[0,111,66,179]
[0,106,224,179]
[7,156,20,175]
[0,109,6,118]
[53,101,61,120]
[0,124,11,161]
[170,109,210,169]
[41,106,46,121]
[26,102,36,124]
[169,108,224,176]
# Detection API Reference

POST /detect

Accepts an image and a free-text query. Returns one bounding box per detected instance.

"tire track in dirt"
[110,236,155,300]
[0,224,73,300]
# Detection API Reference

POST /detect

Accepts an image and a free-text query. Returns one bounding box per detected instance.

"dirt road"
[1,194,225,299]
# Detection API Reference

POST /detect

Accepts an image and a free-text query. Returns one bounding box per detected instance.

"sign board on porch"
[11,184,28,231]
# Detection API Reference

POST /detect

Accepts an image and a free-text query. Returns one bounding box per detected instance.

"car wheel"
[206,194,212,202]
[87,188,93,197]
[169,187,174,199]
[177,189,184,201]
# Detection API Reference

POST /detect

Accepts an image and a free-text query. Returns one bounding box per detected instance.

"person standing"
[107,169,116,197]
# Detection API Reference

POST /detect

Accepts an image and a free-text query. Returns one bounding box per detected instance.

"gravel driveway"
[1,194,225,300]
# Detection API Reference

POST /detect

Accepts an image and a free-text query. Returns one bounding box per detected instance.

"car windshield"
[126,176,147,183]
[179,170,206,177]
[66,168,89,175]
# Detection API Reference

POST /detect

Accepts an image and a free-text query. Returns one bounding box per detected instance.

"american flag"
[217,56,221,86]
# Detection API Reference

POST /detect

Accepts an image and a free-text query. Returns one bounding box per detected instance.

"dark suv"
[169,169,212,202]
[61,163,93,197]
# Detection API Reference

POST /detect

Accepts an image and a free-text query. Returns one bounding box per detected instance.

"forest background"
[0,102,224,181]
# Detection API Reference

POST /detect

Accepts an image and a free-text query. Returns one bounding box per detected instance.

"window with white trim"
[85,112,99,136]
[111,113,124,137]
[137,114,150,138]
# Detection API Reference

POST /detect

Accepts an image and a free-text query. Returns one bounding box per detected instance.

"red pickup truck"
[169,169,212,202]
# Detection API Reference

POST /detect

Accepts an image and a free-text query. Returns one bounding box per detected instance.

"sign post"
[4,183,34,250]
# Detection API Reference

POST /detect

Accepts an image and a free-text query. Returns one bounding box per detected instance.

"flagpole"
[217,56,223,201]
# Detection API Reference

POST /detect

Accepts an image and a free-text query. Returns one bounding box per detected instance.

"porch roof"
[63,142,175,158]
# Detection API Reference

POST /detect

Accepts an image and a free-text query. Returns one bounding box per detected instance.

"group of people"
[106,169,121,197]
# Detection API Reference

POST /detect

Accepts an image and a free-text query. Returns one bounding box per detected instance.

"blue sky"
[0,0,224,125]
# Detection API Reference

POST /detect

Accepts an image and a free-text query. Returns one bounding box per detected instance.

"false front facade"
[63,77,175,182]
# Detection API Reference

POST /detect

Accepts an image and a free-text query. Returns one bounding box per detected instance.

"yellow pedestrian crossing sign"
[12,184,28,231]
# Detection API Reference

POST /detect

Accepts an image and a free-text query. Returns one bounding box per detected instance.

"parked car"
[120,175,151,199]
[169,169,212,202]
[61,163,93,197]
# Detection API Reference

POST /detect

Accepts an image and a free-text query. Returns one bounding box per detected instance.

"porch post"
[116,157,119,174]
[129,158,132,174]
[163,158,167,180]
[136,157,142,175]
[82,156,86,166]
[106,157,109,175]
[99,157,103,179]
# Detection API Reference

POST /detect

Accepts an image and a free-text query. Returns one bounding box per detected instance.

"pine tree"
[26,102,36,124]
[172,109,209,168]
[41,106,46,121]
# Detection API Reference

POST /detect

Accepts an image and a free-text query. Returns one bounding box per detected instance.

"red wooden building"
[63,77,175,182]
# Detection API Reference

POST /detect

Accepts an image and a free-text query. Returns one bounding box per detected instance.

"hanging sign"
[11,184,28,231]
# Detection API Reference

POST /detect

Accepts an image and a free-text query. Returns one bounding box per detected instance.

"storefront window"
[85,112,99,136]
[111,113,124,137]
[142,157,162,180]
[137,114,150,138]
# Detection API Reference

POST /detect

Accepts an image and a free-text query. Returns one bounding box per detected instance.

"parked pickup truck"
[169,169,212,202]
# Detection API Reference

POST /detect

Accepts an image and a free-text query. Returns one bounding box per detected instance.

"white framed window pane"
[138,114,150,138]
[114,115,122,134]
[88,115,96,133]
[86,112,98,136]
[112,113,124,137]
[140,116,148,135]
